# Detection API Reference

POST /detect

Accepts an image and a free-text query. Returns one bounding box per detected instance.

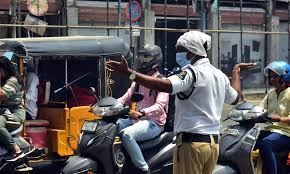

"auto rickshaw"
[0,36,131,161]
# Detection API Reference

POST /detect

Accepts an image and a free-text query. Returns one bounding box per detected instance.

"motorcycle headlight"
[91,106,110,116]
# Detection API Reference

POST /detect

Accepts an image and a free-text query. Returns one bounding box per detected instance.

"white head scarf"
[176,31,211,57]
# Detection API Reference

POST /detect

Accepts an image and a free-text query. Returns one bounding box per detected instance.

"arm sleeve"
[1,77,20,99]
[224,78,238,104]
[26,74,39,101]
[142,91,169,118]
[259,94,268,109]
[167,68,194,94]
[117,82,136,104]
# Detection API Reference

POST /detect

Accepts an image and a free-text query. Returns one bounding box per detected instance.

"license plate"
[82,121,98,132]
[220,128,239,136]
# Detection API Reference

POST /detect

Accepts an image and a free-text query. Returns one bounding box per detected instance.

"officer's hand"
[232,63,256,74]
[129,111,142,119]
[270,114,281,122]
[107,56,130,75]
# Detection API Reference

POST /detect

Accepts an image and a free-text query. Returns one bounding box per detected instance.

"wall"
[0,15,8,38]
[220,24,265,88]
[279,22,289,61]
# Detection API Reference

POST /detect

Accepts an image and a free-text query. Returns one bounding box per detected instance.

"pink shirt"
[117,72,169,126]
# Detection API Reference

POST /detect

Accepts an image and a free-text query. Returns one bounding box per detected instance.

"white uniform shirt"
[26,72,39,119]
[167,58,238,134]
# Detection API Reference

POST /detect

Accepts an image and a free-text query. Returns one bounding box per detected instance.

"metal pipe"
[65,57,68,108]
[187,0,190,30]
[11,0,17,38]
[218,0,220,68]
[107,0,110,36]
[17,0,21,37]
[240,0,243,62]
[117,0,121,37]
[200,0,206,32]
[288,0,290,62]
[0,23,289,34]
[164,0,168,75]
[264,0,269,93]
[129,0,134,70]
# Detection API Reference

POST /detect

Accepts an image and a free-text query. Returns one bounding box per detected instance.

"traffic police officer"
[107,31,255,174]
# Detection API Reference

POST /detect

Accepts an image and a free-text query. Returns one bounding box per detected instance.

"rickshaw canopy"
[0,36,131,58]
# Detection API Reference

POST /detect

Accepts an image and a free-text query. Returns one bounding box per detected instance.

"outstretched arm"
[107,57,173,93]
[230,63,256,105]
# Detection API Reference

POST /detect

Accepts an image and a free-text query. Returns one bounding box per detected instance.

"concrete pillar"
[66,1,79,36]
[267,16,280,62]
[208,10,219,68]
[140,10,155,47]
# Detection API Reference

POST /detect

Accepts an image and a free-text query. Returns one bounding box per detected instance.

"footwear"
[7,152,25,162]
[143,169,151,174]
[136,168,151,174]
[15,163,33,172]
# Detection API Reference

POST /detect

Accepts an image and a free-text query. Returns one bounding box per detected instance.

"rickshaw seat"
[25,120,50,127]
[25,120,50,149]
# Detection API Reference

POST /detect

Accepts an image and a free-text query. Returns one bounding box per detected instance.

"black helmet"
[137,44,162,74]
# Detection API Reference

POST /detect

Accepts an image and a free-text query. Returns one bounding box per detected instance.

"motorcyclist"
[117,44,169,174]
[0,56,25,161]
[257,60,290,174]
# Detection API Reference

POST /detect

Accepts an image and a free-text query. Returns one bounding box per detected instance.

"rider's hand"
[232,63,256,75]
[270,114,281,122]
[129,111,143,119]
[106,56,131,75]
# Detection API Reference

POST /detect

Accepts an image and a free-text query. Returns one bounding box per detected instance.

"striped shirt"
[1,77,25,122]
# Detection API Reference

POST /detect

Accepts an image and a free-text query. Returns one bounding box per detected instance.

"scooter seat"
[138,132,175,151]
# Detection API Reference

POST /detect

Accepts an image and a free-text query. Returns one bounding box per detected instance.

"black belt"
[181,132,218,143]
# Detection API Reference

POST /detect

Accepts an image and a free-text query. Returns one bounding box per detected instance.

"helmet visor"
[264,62,287,77]
[137,56,154,67]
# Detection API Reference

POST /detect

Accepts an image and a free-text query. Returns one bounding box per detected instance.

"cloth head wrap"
[176,31,211,57]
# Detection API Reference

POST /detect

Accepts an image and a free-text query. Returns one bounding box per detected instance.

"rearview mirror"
[89,87,96,95]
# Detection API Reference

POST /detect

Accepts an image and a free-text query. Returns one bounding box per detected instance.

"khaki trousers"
[173,133,219,174]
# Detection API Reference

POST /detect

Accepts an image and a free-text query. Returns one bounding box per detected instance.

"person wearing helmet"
[256,61,290,174]
[116,44,169,174]
[107,31,255,174]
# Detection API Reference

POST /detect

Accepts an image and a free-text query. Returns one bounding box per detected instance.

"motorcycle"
[0,121,35,174]
[62,91,175,174]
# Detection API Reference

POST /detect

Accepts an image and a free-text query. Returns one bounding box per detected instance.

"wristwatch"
[139,110,145,118]
[129,71,137,81]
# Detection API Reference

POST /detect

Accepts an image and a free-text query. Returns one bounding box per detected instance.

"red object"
[125,0,142,22]
[25,120,50,149]
[67,85,97,108]
[37,81,51,105]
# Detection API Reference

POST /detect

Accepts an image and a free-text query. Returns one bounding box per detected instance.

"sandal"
[7,151,25,162]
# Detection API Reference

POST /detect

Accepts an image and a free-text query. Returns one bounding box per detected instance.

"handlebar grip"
[130,102,137,112]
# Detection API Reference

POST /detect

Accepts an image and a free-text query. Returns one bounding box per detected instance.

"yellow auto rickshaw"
[0,36,131,158]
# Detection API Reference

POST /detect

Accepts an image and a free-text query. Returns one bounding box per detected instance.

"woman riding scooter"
[117,44,169,174]
[257,60,290,174]
[0,56,25,161]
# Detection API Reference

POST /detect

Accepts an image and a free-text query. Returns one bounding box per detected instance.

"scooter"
[215,102,269,174]
[62,87,270,174]
[62,92,175,174]
[0,121,35,174]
